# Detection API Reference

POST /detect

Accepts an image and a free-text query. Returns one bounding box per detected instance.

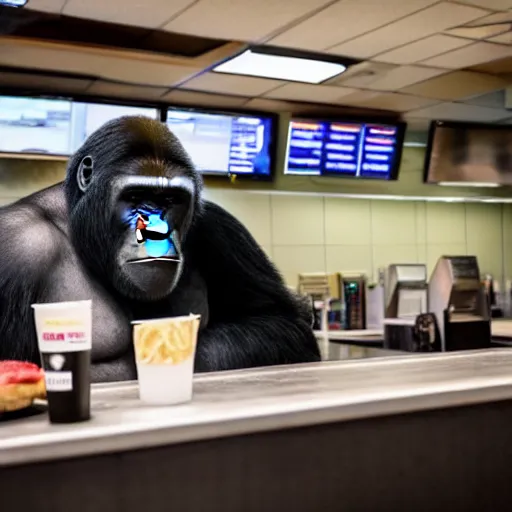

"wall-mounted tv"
[0,95,159,157]
[166,107,276,179]
[284,118,406,180]
[424,120,512,186]
[70,101,159,153]
[0,95,72,156]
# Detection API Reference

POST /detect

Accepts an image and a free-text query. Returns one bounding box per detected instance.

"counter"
[317,323,512,349]
[3,350,512,510]
[3,349,512,466]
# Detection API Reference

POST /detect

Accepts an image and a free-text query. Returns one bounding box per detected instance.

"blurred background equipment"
[428,255,491,351]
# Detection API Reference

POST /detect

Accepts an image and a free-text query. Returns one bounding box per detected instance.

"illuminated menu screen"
[285,119,403,180]
[167,109,274,177]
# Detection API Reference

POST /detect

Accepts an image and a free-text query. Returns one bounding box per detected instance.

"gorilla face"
[64,116,202,302]
[114,175,195,299]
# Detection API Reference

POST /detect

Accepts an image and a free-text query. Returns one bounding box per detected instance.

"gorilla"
[0,116,320,381]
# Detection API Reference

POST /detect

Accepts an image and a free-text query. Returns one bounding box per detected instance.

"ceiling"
[2,0,512,129]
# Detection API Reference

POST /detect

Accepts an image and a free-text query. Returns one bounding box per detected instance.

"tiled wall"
[1,157,510,288]
[204,188,510,287]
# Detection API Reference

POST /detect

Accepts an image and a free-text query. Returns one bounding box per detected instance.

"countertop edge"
[2,380,512,468]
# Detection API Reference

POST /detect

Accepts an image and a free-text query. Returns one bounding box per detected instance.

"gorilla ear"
[77,156,94,192]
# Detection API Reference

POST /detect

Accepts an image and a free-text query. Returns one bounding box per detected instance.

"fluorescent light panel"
[213,49,347,84]
[0,0,27,6]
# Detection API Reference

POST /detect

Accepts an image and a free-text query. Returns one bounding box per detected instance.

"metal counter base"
[4,350,512,510]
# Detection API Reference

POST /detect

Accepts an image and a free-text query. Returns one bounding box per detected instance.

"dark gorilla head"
[65,116,203,301]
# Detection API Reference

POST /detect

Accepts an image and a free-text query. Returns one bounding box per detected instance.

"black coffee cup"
[32,300,92,424]
[40,350,91,423]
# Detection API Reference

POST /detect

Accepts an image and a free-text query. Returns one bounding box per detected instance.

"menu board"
[166,109,274,177]
[285,119,403,180]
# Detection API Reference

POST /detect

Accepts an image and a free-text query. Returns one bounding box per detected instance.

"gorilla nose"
[142,220,172,240]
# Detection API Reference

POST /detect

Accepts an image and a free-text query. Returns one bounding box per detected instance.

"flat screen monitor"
[0,95,159,157]
[70,101,159,153]
[284,118,405,180]
[166,108,275,179]
[424,120,512,185]
[0,95,73,156]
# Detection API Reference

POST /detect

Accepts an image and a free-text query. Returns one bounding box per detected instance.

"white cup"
[131,315,200,405]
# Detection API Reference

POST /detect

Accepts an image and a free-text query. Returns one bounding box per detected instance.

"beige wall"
[1,156,510,288]
[204,188,509,287]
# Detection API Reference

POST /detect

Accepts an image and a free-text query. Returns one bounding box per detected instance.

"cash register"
[383,264,439,352]
[340,273,367,330]
[384,264,428,319]
[428,255,491,351]
[298,272,341,331]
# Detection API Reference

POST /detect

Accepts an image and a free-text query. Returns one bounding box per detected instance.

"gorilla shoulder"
[0,196,64,278]
[0,194,67,361]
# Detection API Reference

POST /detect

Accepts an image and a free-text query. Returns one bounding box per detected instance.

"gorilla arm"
[0,204,61,362]
[188,201,321,372]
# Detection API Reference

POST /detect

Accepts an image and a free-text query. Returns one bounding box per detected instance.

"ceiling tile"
[375,35,474,65]
[0,71,94,93]
[422,41,512,69]
[328,2,489,59]
[163,0,333,41]
[445,25,510,40]
[402,71,506,100]
[244,98,365,115]
[328,62,397,88]
[464,89,506,108]
[454,0,512,9]
[63,0,196,29]
[489,32,512,44]
[161,90,249,108]
[263,83,360,104]
[0,41,201,87]
[350,66,447,91]
[325,90,382,105]
[325,89,379,104]
[465,12,512,26]
[470,56,512,74]
[406,102,510,122]
[178,72,284,97]
[268,0,438,51]
[86,81,169,100]
[342,93,439,112]
[243,98,296,112]
[22,0,66,12]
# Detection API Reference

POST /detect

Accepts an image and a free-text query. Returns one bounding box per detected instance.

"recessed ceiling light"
[0,0,28,6]
[213,47,354,84]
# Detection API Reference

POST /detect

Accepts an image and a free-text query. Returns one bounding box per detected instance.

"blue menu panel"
[167,109,273,176]
[285,119,401,180]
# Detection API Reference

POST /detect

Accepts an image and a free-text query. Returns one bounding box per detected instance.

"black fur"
[0,116,320,379]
